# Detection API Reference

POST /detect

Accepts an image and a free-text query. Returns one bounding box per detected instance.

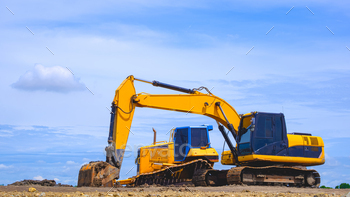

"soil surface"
[1,185,350,197]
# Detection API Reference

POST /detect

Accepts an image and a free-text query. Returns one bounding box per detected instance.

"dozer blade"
[78,161,119,187]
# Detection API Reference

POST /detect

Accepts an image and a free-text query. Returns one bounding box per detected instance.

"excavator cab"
[237,112,288,157]
[222,112,324,167]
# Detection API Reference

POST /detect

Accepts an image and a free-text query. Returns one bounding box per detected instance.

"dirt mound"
[9,179,72,187]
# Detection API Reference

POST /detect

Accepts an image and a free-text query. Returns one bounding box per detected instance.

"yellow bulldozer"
[78,75,325,187]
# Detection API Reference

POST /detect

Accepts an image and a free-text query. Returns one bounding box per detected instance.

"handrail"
[153,141,167,145]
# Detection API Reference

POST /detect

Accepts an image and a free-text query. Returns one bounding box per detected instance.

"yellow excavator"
[78,75,325,187]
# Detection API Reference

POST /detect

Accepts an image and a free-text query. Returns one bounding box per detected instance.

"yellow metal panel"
[168,143,174,164]
[138,142,173,174]
[186,148,219,161]
[287,134,324,147]
[139,147,152,174]
[241,115,253,129]
[303,137,309,145]
[112,76,136,150]
[148,148,169,163]
[221,150,236,165]
[221,135,325,167]
[117,178,134,185]
[317,136,324,146]
[237,153,325,166]
[242,112,255,116]
[134,93,241,132]
[310,137,318,145]
[287,134,304,147]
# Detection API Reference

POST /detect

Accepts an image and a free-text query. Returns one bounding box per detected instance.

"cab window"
[257,117,273,138]
[191,128,208,147]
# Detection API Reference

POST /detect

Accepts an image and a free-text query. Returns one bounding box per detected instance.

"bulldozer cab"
[237,112,288,156]
[173,125,213,162]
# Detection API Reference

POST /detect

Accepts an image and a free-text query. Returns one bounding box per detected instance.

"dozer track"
[130,159,213,186]
[192,166,320,187]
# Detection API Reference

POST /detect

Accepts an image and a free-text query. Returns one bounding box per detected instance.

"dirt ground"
[1,185,350,197]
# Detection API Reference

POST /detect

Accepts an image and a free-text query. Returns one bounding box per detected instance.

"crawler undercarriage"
[124,159,320,187]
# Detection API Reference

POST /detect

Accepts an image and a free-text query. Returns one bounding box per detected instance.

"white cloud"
[33,175,44,181]
[12,64,85,93]
[324,153,340,167]
[0,164,13,169]
[54,178,60,182]
[12,126,36,131]
[62,166,71,173]
[66,161,77,165]
[0,130,14,137]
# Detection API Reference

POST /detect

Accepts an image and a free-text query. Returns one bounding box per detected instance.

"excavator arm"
[105,76,137,173]
[108,76,241,179]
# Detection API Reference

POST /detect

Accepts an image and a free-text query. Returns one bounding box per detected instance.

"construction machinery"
[78,75,325,187]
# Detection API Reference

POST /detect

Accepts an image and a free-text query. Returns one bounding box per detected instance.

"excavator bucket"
[78,161,119,187]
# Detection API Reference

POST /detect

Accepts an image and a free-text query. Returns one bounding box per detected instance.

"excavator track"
[130,159,213,186]
[192,166,320,187]
[192,168,228,186]
[228,166,320,187]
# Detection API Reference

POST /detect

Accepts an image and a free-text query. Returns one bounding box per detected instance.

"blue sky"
[1,0,350,187]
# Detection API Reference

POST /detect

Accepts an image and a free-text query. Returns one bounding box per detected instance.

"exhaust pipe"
[152,128,157,145]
